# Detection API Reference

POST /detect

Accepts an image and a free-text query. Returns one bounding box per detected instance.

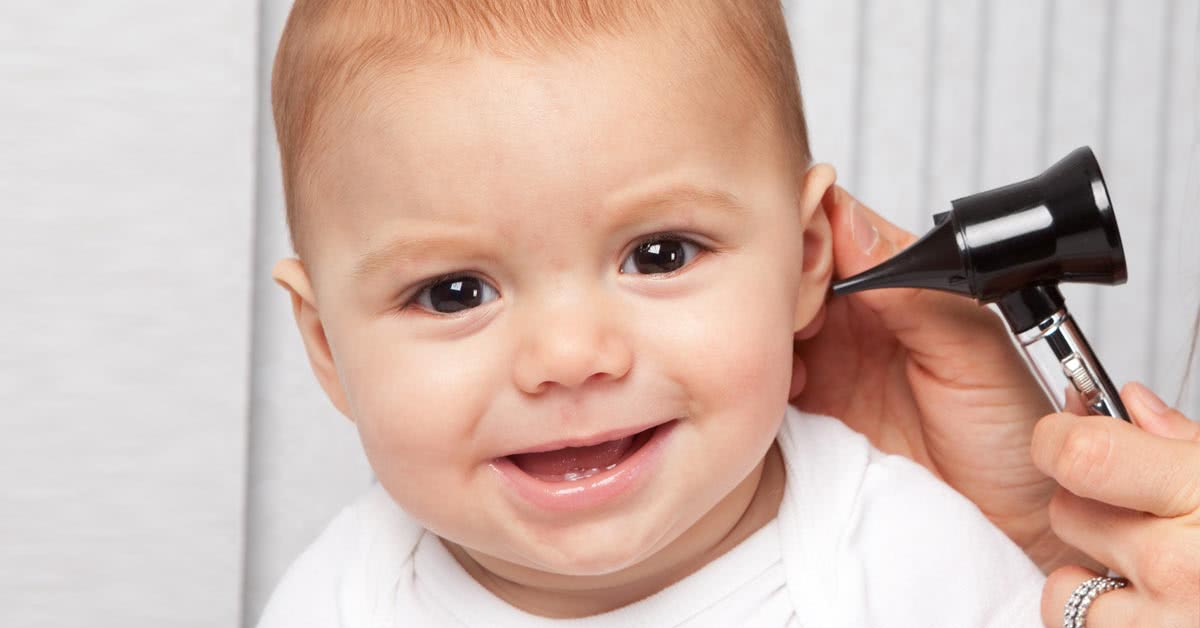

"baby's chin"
[498,505,689,577]
[558,528,684,578]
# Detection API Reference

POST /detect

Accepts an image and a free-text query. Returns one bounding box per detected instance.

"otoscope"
[832,146,1132,422]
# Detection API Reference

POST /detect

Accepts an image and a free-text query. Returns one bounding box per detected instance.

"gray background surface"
[2,1,1196,626]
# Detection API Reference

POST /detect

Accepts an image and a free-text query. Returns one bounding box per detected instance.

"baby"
[259,1,1047,625]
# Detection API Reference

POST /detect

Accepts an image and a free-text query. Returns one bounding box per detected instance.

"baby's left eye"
[620,235,704,275]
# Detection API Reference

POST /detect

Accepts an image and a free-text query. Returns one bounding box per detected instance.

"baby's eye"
[408,274,499,314]
[620,234,704,276]
[401,235,704,317]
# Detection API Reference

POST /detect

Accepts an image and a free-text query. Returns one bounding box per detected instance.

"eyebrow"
[351,231,495,281]
[350,185,749,281]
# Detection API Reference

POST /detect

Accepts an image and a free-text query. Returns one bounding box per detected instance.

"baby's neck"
[441,440,786,618]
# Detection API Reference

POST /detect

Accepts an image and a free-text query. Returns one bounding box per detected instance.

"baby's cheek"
[658,297,793,419]
[346,343,496,515]
[650,304,790,506]
[354,399,486,540]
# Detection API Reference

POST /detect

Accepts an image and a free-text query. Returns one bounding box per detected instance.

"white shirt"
[257,405,1047,627]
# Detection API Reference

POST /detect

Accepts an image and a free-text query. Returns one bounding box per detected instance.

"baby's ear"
[271,258,354,422]
[792,163,836,335]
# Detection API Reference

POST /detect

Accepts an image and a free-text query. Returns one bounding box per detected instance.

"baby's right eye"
[406,274,500,314]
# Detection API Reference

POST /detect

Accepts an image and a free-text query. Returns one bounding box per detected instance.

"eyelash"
[395,231,710,317]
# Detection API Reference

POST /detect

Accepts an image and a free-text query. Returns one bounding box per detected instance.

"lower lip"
[489,419,678,513]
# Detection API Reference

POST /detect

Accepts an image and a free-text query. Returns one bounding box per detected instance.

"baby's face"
[279,30,832,577]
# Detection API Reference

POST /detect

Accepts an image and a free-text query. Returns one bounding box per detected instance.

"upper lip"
[502,418,674,457]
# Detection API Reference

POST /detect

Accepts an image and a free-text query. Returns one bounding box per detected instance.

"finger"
[1042,564,1139,628]
[1032,411,1200,517]
[1047,485,1153,586]
[825,186,1032,385]
[824,184,915,263]
[1064,384,1089,416]
[1123,381,1200,442]
[1049,485,1200,601]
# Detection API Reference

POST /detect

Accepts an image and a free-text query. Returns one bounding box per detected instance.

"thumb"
[1123,381,1200,442]
[826,184,916,272]
[825,186,1017,373]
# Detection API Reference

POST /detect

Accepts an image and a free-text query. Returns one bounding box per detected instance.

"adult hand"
[789,185,1100,574]
[1034,382,1200,627]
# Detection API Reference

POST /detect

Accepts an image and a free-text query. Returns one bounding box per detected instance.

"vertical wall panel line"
[242,0,270,625]
[1148,0,1178,388]
[971,1,989,191]
[1037,0,1056,169]
[1184,5,1200,409]
[918,0,940,218]
[1090,0,1118,344]
[849,0,870,190]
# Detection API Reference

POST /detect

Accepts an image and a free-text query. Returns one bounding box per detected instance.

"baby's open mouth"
[506,424,660,482]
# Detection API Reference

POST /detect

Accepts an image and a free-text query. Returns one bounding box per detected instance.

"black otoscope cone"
[831,216,972,296]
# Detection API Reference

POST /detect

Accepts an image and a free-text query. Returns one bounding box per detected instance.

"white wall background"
[2,1,1196,626]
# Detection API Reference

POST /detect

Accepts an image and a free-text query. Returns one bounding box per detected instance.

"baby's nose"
[511,290,633,394]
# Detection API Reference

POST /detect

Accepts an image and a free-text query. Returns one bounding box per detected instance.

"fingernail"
[850,200,879,253]
[1134,381,1169,415]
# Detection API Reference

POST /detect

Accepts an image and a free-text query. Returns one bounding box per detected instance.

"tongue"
[510,435,637,479]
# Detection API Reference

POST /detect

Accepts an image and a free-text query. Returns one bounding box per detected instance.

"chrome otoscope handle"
[1016,309,1131,421]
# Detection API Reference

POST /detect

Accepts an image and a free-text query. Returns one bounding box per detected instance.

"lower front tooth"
[563,467,602,481]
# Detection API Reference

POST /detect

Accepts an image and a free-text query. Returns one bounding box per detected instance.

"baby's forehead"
[306,5,778,175]
[324,23,761,136]
[306,46,784,230]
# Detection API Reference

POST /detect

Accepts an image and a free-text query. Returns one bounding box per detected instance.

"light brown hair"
[271,0,811,258]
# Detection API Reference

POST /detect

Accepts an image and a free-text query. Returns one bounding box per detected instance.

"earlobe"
[792,163,837,334]
[271,258,354,421]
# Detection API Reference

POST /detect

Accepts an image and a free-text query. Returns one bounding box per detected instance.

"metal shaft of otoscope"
[997,285,1131,422]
